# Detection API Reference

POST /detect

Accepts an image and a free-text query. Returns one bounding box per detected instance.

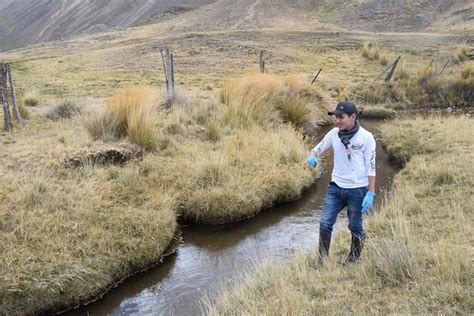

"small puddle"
[66,120,397,315]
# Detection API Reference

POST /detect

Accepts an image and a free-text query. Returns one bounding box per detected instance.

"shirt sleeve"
[364,134,376,176]
[312,130,333,156]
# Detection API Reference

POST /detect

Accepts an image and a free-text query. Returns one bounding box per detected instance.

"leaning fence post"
[259,50,265,73]
[311,68,322,84]
[385,56,401,82]
[1,63,12,132]
[6,64,22,126]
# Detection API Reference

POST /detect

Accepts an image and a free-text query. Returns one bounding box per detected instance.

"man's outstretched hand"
[362,191,375,213]
[307,156,318,168]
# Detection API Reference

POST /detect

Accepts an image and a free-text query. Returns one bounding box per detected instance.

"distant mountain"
[0,0,471,53]
[0,0,216,52]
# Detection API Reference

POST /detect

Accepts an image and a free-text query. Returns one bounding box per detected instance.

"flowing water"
[66,120,397,316]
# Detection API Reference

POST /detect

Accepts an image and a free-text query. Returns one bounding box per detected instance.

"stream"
[66,120,397,316]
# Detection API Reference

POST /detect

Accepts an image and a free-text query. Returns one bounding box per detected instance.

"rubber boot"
[311,231,331,268]
[341,234,364,266]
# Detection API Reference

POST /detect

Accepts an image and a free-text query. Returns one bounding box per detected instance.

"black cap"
[328,101,358,116]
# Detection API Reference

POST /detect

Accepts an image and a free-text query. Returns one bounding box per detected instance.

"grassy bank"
[209,116,473,314]
[0,133,178,314]
[81,74,333,224]
[0,74,333,313]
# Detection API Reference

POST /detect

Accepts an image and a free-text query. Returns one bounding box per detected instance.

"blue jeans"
[319,182,367,240]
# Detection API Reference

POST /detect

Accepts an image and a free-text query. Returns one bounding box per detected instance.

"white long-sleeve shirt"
[312,126,376,189]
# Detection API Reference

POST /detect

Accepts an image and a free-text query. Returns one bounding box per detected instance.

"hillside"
[0,0,216,52]
[0,0,472,53]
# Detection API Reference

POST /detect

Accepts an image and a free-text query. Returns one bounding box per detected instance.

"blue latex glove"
[307,156,318,168]
[361,191,375,213]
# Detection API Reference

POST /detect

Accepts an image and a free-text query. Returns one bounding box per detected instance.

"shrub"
[46,100,81,121]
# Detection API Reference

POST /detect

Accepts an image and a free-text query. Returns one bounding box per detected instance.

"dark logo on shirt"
[351,143,363,151]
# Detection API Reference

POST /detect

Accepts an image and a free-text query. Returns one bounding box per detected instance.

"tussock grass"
[453,44,469,63]
[361,42,382,61]
[358,59,473,107]
[394,61,410,81]
[83,107,122,142]
[22,87,40,107]
[127,102,157,151]
[220,73,332,132]
[446,61,474,104]
[359,82,407,104]
[362,42,375,60]
[379,54,389,66]
[209,116,473,314]
[84,86,158,149]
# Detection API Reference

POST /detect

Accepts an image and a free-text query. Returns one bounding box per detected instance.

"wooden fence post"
[6,65,22,126]
[160,48,175,104]
[1,63,12,132]
[385,56,401,82]
[311,68,322,84]
[259,50,265,73]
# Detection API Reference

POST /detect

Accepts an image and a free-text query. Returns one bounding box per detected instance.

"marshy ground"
[0,1,473,314]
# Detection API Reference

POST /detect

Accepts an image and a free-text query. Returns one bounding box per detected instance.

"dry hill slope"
[0,0,472,53]
[0,0,216,52]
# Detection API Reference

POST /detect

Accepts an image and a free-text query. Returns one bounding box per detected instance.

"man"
[307,101,376,266]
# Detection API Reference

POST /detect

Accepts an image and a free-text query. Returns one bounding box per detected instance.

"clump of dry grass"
[208,116,473,314]
[206,121,220,142]
[361,42,380,61]
[379,54,389,66]
[22,87,40,107]
[358,59,472,107]
[127,102,157,151]
[84,86,158,149]
[393,61,410,81]
[460,60,474,79]
[220,73,332,132]
[445,61,474,105]
[358,82,407,104]
[452,44,469,63]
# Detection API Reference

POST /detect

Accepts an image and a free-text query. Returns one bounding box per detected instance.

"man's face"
[335,113,356,131]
